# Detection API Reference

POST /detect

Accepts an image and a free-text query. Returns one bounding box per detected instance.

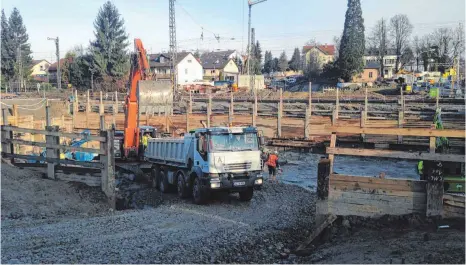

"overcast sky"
[2,0,465,62]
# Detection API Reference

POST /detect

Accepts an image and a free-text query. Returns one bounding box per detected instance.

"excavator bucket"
[138,80,173,116]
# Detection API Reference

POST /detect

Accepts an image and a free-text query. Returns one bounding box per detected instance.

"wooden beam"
[86,89,90,128]
[324,126,465,138]
[1,152,103,168]
[3,138,104,154]
[1,126,106,141]
[327,147,464,163]
[329,133,336,173]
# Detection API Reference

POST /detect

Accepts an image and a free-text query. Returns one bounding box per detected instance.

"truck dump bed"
[145,137,192,166]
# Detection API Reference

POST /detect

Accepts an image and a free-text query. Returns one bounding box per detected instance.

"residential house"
[352,62,380,83]
[148,52,203,85]
[30,59,50,82]
[302,44,335,69]
[200,51,240,82]
[48,58,71,86]
[364,48,400,79]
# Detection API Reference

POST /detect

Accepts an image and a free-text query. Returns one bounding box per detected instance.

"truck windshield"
[208,133,258,152]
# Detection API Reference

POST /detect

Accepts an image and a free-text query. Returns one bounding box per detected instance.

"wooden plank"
[329,190,427,205]
[328,200,426,217]
[2,126,106,141]
[1,153,103,168]
[296,214,337,251]
[330,180,426,193]
[443,194,465,203]
[329,133,336,173]
[324,126,464,138]
[56,174,101,187]
[444,199,465,208]
[3,138,104,155]
[327,147,464,163]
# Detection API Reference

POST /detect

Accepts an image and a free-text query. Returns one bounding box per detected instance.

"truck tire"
[177,172,190,198]
[151,167,160,189]
[192,177,208,205]
[159,170,170,193]
[239,188,254,202]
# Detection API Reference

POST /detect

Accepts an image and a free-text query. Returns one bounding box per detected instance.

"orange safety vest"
[266,154,278,167]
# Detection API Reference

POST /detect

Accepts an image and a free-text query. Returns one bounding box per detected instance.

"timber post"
[113,91,118,128]
[186,106,189,132]
[229,92,234,126]
[45,125,60,180]
[100,115,105,131]
[86,90,90,128]
[364,86,368,120]
[277,88,283,138]
[398,109,404,144]
[424,160,444,217]
[328,133,336,173]
[252,92,257,127]
[100,128,116,210]
[12,104,18,126]
[331,109,337,126]
[1,108,11,160]
[316,158,331,222]
[189,90,193,114]
[207,94,212,128]
[305,108,310,140]
[307,82,312,138]
[99,91,104,115]
[360,109,366,142]
[335,87,339,120]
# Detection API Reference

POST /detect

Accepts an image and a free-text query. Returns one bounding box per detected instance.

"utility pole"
[47,37,61,90]
[169,0,178,93]
[250,28,255,94]
[246,0,267,90]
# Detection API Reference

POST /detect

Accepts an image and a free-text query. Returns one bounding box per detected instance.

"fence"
[316,126,465,219]
[1,106,116,208]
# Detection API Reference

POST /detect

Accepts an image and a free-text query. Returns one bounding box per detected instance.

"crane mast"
[169,0,177,94]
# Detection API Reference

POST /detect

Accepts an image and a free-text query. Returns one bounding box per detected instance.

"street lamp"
[47,37,61,89]
[246,0,267,84]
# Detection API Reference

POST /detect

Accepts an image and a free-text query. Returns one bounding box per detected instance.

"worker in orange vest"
[266,150,280,183]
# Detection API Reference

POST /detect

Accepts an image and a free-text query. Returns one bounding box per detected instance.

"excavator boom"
[124,38,150,158]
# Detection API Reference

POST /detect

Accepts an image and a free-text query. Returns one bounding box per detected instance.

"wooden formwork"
[317,126,465,219]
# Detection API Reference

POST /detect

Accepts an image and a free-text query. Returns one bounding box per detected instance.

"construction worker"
[266,150,280,183]
[140,132,152,158]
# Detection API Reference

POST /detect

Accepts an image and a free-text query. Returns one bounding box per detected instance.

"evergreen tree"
[263,51,273,74]
[338,0,365,81]
[8,8,32,84]
[289,48,301,71]
[1,9,15,83]
[90,1,129,78]
[278,51,288,72]
[272,57,279,72]
[250,40,262,74]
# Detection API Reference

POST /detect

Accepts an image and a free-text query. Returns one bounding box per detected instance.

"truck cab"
[145,126,265,204]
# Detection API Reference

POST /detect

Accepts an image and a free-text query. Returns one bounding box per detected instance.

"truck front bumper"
[203,174,263,191]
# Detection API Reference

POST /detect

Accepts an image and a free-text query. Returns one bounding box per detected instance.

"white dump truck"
[144,126,264,204]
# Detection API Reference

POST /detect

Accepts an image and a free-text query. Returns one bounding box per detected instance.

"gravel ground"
[2,162,464,264]
[1,162,315,263]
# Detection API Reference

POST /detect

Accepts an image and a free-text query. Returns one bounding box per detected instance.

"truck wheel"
[239,188,254,202]
[177,173,190,198]
[159,170,170,193]
[192,177,208,205]
[151,167,160,189]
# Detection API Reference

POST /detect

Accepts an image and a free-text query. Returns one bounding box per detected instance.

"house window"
[40,65,43,71]
[211,70,215,74]
[185,68,188,74]
[188,59,192,63]
[369,72,373,78]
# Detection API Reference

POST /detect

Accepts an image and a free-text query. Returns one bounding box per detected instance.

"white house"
[148,52,203,85]
[364,48,400,78]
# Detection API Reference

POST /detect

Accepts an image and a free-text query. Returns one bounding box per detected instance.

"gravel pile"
[1,178,316,264]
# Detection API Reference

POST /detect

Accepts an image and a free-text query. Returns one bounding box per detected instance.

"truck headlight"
[210,182,221,188]
[254,178,263,185]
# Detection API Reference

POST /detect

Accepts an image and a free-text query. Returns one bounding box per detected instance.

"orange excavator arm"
[124,38,150,158]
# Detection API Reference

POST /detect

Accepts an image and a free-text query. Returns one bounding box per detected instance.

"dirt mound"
[1,162,109,220]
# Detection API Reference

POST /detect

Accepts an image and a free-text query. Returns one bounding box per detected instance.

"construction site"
[1,0,466,263]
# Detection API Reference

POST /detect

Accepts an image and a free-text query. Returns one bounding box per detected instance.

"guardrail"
[1,107,115,208]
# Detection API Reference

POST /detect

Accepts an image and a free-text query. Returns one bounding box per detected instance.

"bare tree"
[420,35,433,71]
[412,36,422,72]
[369,18,389,76]
[451,23,465,61]
[389,14,413,73]
[431,28,453,72]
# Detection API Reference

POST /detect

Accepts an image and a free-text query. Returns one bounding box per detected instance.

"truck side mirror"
[259,136,265,146]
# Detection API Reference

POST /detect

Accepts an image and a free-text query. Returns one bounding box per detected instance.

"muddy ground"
[1,162,464,264]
